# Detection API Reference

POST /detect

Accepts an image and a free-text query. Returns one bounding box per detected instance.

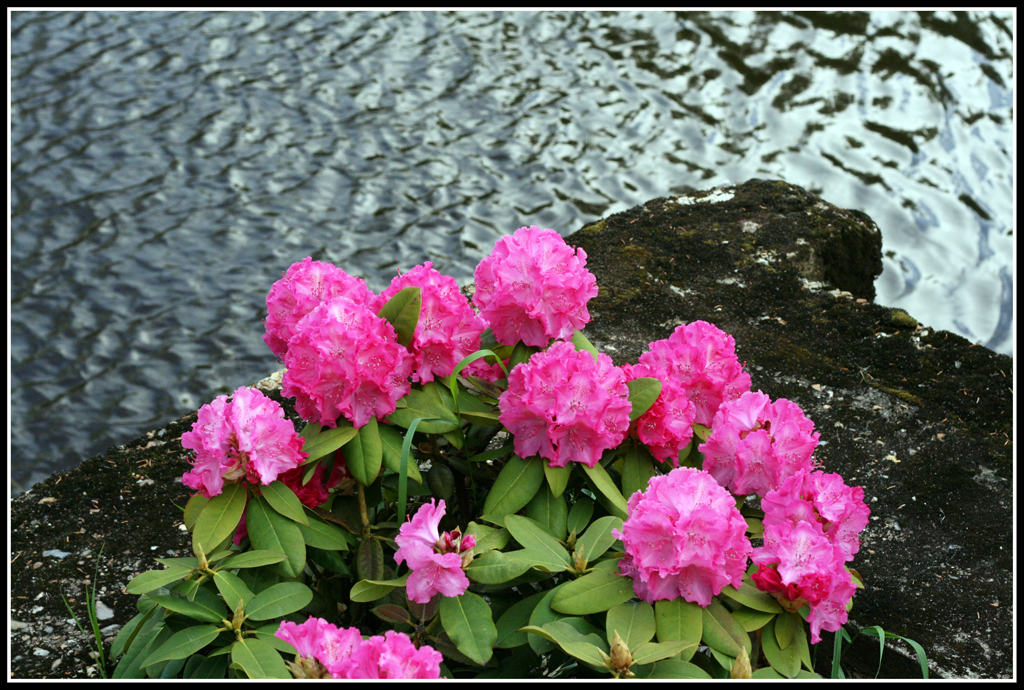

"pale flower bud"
[608,630,634,677]
[731,645,752,679]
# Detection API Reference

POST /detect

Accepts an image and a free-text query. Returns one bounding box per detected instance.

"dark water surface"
[10,11,1014,495]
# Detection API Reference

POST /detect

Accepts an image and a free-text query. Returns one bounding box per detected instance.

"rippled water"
[10,10,1014,495]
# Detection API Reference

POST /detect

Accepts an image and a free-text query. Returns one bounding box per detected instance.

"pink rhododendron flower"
[499,340,632,468]
[473,226,598,347]
[181,386,307,497]
[275,618,442,679]
[263,257,376,361]
[282,296,414,429]
[699,391,820,498]
[638,320,751,427]
[373,261,489,383]
[621,362,696,466]
[394,499,475,603]
[612,467,751,607]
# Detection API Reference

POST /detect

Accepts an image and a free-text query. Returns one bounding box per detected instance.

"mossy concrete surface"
[10,179,1012,679]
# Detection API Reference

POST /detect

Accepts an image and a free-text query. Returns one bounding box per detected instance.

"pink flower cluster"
[700,391,820,498]
[282,296,414,429]
[181,387,307,498]
[613,467,751,607]
[473,226,598,347]
[638,321,751,427]
[498,341,632,468]
[751,470,870,643]
[394,499,476,604]
[373,261,490,384]
[275,617,442,679]
[263,257,375,361]
[621,362,696,466]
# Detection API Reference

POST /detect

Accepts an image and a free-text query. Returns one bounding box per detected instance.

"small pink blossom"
[394,499,474,603]
[639,321,751,427]
[613,467,751,607]
[499,341,632,469]
[373,261,489,384]
[699,391,820,498]
[282,296,414,429]
[263,257,376,361]
[473,226,598,347]
[181,386,307,498]
[621,362,696,466]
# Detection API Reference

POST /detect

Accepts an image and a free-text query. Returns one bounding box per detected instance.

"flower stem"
[356,483,371,539]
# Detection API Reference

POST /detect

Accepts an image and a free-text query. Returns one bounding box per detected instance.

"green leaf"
[520,622,609,669]
[551,568,635,615]
[527,584,566,655]
[570,329,600,361]
[626,377,662,421]
[634,657,712,679]
[760,618,801,678]
[576,515,624,564]
[372,604,413,627]
[246,496,305,579]
[297,511,354,551]
[349,574,410,603]
[525,487,568,541]
[607,601,656,651]
[775,609,798,650]
[464,522,509,556]
[620,442,657,499]
[230,636,291,679]
[126,566,193,595]
[504,548,572,574]
[543,462,572,499]
[482,454,545,516]
[494,590,548,649]
[631,640,698,666]
[655,599,702,661]
[113,622,171,679]
[212,570,254,612]
[259,481,308,526]
[439,591,497,666]
[701,599,751,658]
[581,463,629,519]
[183,495,209,531]
[566,498,595,538]
[356,537,385,583]
[719,580,783,614]
[386,385,459,434]
[730,606,776,632]
[504,515,571,569]
[143,625,221,667]
[244,582,313,621]
[217,550,287,570]
[344,416,383,487]
[299,420,357,464]
[193,483,247,558]
[378,422,423,484]
[146,592,226,624]
[376,285,421,347]
[464,550,533,585]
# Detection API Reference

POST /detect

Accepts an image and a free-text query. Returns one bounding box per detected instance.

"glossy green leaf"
[217,550,287,570]
[626,377,662,421]
[193,483,247,558]
[244,582,313,621]
[297,511,353,551]
[505,548,572,574]
[183,494,209,531]
[520,622,609,669]
[464,522,509,556]
[761,618,801,678]
[655,598,702,661]
[606,601,656,651]
[377,285,421,347]
[527,584,566,655]
[344,416,383,487]
[482,454,544,516]
[633,657,713,679]
[143,625,220,667]
[464,549,533,585]
[146,592,226,624]
[543,463,572,499]
[387,385,459,434]
[378,422,423,484]
[212,570,254,612]
[581,463,629,519]
[524,487,568,541]
[775,609,798,650]
[631,640,698,666]
[350,574,410,603]
[372,604,413,627]
[126,566,193,595]
[720,580,783,614]
[246,496,305,579]
[701,599,751,658]
[494,590,548,649]
[731,606,776,633]
[551,568,635,615]
[260,481,308,526]
[566,498,595,538]
[577,515,623,564]
[439,591,497,666]
[230,636,291,679]
[620,441,657,499]
[299,421,357,464]
[570,329,600,361]
[504,515,571,568]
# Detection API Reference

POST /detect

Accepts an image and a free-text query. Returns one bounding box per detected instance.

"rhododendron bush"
[115,225,870,679]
